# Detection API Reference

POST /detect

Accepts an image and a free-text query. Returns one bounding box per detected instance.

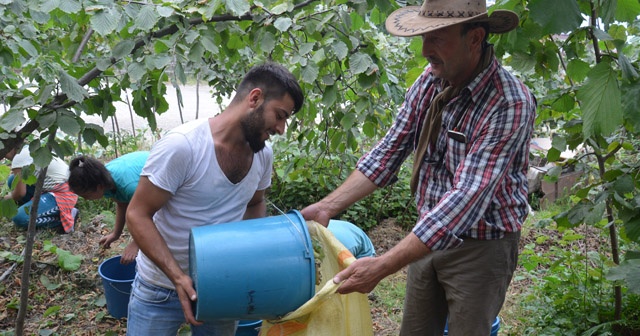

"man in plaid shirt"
[301,0,536,334]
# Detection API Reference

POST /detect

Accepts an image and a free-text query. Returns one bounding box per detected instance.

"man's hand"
[333,257,386,294]
[300,203,332,227]
[99,232,119,249]
[120,241,139,264]
[174,273,203,326]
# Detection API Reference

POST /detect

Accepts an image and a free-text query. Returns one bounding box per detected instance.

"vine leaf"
[528,0,582,35]
[577,62,622,138]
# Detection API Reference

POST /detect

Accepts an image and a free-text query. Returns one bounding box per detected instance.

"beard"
[240,105,267,153]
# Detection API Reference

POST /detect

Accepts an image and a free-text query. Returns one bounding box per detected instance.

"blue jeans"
[12,192,61,229]
[127,275,238,336]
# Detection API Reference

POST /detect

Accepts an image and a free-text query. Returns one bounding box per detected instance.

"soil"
[3,213,578,335]
[0,215,408,335]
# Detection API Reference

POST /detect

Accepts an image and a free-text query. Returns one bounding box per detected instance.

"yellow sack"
[259,221,374,336]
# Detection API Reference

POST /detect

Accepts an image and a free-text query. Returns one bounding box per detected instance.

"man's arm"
[100,201,128,249]
[126,176,202,326]
[5,168,27,202]
[301,170,378,226]
[243,189,266,220]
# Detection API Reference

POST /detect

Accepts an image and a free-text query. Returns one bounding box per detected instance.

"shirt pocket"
[444,133,468,176]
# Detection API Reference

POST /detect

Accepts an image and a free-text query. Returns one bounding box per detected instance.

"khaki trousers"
[400,232,520,336]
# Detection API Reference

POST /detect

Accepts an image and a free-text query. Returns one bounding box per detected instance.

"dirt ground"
[2,213,566,335]
[0,215,408,335]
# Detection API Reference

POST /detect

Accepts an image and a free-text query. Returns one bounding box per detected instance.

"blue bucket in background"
[189,210,315,321]
[444,316,500,335]
[98,255,137,319]
[235,320,262,336]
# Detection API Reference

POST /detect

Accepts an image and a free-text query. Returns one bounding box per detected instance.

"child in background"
[68,151,149,264]
[4,145,78,232]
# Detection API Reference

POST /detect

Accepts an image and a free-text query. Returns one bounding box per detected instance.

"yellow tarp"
[259,221,374,336]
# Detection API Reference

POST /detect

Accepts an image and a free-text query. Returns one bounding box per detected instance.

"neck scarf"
[410,44,494,195]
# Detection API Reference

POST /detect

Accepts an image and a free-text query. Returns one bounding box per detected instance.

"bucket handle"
[108,282,132,296]
[268,201,311,257]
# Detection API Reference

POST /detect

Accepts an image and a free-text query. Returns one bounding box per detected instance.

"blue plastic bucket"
[444,316,500,335]
[98,255,137,319]
[189,210,315,321]
[235,320,262,336]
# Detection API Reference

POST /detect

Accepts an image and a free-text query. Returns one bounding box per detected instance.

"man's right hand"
[99,232,119,249]
[300,203,331,227]
[174,273,203,326]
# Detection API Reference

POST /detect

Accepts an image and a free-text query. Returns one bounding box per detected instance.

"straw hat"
[385,0,519,37]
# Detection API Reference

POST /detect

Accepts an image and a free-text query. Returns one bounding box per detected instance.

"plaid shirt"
[356,58,536,251]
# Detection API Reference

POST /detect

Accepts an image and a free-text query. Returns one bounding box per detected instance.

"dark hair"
[232,62,304,114]
[462,21,490,51]
[462,21,490,36]
[68,156,115,194]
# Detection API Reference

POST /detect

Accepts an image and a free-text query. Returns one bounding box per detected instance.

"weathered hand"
[333,256,385,294]
[300,203,332,227]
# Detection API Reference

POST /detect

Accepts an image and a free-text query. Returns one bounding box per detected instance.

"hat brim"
[385,7,519,37]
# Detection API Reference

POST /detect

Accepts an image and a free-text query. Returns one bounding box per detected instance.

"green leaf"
[0,198,18,219]
[624,216,640,242]
[134,5,159,31]
[57,114,80,136]
[299,42,315,56]
[300,63,319,84]
[58,70,88,103]
[332,41,348,61]
[112,40,135,59]
[340,113,356,129]
[18,38,38,57]
[271,2,292,14]
[200,35,219,54]
[157,5,174,17]
[0,109,27,131]
[621,80,640,133]
[613,174,635,195]
[58,0,81,14]
[260,31,276,53]
[606,259,640,294]
[322,85,337,107]
[547,148,561,162]
[616,0,640,23]
[576,62,622,138]
[90,8,120,36]
[584,202,605,226]
[43,305,61,318]
[39,274,61,290]
[551,93,575,112]
[619,53,639,81]
[56,249,83,271]
[225,0,249,16]
[528,0,582,34]
[274,17,292,32]
[566,59,590,83]
[127,62,146,83]
[32,147,52,170]
[349,52,372,75]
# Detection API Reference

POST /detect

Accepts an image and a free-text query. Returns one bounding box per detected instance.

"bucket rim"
[238,319,262,327]
[285,209,316,292]
[98,255,136,283]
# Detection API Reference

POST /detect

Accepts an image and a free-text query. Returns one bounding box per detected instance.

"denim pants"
[12,192,61,229]
[127,275,238,336]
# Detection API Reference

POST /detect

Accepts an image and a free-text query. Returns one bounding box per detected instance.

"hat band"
[420,10,484,18]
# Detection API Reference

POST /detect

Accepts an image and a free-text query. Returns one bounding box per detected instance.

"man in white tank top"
[125,62,304,336]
